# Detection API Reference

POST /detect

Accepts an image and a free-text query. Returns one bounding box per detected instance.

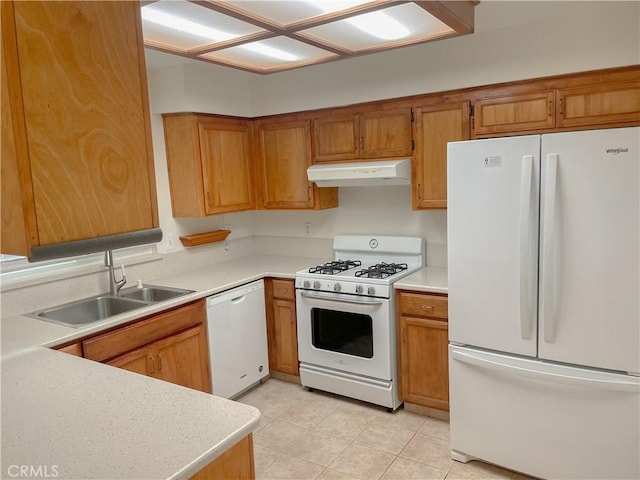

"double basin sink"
[27,285,195,328]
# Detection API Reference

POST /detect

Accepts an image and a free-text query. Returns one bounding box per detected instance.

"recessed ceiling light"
[141,5,234,42]
[311,2,409,40]
[243,43,299,62]
[345,10,410,40]
[142,5,297,62]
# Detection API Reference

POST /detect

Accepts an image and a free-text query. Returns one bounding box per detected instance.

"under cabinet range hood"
[307,159,411,187]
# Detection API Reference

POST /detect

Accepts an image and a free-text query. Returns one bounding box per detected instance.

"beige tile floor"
[236,378,535,480]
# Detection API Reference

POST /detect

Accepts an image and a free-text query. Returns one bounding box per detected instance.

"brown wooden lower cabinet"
[265,278,299,375]
[190,434,255,480]
[83,300,212,393]
[397,291,449,411]
[106,325,210,392]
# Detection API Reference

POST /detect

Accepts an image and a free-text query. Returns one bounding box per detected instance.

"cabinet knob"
[150,356,155,374]
[157,353,163,371]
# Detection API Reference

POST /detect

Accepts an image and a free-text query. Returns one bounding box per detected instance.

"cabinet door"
[198,120,253,215]
[557,81,640,128]
[5,1,157,248]
[413,102,470,209]
[1,34,30,256]
[473,91,555,136]
[258,120,314,208]
[107,346,152,377]
[313,114,359,162]
[399,315,449,410]
[154,325,212,393]
[273,299,299,375]
[360,109,412,159]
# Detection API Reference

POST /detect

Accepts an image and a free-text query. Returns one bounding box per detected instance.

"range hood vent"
[307,159,411,187]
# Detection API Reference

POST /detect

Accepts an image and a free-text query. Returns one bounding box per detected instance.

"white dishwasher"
[206,279,269,399]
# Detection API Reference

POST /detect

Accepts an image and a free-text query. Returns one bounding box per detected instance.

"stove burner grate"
[354,262,408,279]
[308,259,362,275]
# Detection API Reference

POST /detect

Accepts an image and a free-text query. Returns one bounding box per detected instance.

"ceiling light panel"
[300,3,454,51]
[199,36,337,71]
[224,0,372,26]
[142,0,264,50]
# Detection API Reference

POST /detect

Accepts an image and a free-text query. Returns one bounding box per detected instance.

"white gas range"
[295,235,425,411]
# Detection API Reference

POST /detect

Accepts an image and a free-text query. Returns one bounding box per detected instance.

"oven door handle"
[299,291,384,306]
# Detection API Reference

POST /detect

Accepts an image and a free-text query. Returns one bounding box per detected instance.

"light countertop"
[394,266,448,294]
[1,254,326,480]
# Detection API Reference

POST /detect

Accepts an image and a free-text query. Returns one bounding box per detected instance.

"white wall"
[144,1,639,259]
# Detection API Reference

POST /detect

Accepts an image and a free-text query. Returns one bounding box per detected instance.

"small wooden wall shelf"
[179,230,231,247]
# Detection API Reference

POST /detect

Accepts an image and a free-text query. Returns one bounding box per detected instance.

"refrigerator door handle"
[542,153,559,343]
[519,155,534,339]
[451,349,640,393]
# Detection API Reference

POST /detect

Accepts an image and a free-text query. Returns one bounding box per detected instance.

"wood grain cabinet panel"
[360,109,412,159]
[557,81,640,128]
[313,114,360,162]
[163,114,253,217]
[105,325,210,392]
[313,108,412,162]
[412,102,470,209]
[397,291,449,411]
[190,435,255,480]
[83,300,212,393]
[265,279,299,376]
[473,91,555,136]
[154,326,210,392]
[256,119,338,210]
[107,347,151,377]
[1,1,158,255]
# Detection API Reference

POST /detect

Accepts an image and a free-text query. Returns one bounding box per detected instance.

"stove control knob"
[367,286,376,296]
[355,285,364,294]
[303,280,310,289]
[333,283,342,292]
[313,281,321,289]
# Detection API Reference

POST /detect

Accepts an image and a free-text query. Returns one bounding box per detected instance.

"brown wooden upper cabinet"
[255,119,337,210]
[1,1,158,257]
[313,108,412,162]
[412,102,470,210]
[163,114,253,217]
[472,91,556,137]
[556,81,640,128]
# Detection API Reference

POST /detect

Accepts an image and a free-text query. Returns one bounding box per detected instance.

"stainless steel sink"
[26,285,195,328]
[27,295,147,327]
[118,285,194,303]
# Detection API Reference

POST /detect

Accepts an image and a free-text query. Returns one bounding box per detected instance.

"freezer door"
[539,127,640,373]
[449,345,640,480]
[448,136,539,356]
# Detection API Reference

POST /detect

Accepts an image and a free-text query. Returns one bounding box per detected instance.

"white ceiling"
[141,0,476,74]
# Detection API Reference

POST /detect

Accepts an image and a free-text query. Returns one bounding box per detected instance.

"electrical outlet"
[165,235,176,252]
[304,222,312,236]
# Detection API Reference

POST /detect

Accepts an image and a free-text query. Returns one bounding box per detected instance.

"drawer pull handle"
[420,304,434,311]
[150,356,155,374]
[157,354,163,371]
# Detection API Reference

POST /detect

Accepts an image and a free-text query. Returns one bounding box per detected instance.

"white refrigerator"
[447,127,640,479]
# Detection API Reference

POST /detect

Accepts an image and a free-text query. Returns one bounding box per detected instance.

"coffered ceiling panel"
[141,1,477,74]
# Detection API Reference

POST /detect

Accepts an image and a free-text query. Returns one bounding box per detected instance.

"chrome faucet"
[104,250,126,296]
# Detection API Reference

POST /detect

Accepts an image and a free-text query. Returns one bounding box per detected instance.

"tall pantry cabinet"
[1,1,158,257]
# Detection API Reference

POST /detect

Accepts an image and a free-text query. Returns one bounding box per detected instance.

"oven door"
[296,289,392,380]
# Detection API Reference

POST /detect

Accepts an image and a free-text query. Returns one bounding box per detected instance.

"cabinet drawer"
[272,279,295,300]
[398,292,448,319]
[83,300,205,362]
